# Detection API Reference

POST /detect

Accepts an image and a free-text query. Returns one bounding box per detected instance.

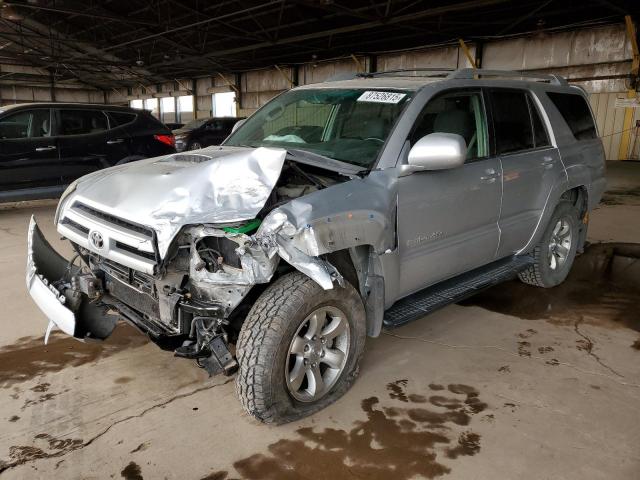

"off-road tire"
[235,271,366,424]
[518,201,580,288]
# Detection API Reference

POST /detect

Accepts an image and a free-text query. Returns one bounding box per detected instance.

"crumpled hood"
[61,146,287,257]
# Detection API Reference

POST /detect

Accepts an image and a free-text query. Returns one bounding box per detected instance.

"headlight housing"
[54,180,78,225]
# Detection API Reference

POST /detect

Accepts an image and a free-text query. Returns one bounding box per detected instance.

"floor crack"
[573,319,624,378]
[0,377,233,475]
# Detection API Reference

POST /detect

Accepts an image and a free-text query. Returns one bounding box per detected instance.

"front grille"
[57,201,157,274]
[73,203,153,238]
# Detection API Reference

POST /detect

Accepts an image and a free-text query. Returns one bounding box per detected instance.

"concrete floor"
[1,162,639,480]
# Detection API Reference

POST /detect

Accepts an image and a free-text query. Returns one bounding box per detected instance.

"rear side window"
[490,90,534,154]
[58,110,109,135]
[547,92,597,140]
[108,111,137,127]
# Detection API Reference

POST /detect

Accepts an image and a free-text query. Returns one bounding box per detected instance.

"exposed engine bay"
[37,159,350,376]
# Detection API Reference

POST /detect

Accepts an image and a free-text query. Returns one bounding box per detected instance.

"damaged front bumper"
[26,216,116,343]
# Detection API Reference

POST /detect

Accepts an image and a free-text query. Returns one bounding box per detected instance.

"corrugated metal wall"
[589,93,640,160]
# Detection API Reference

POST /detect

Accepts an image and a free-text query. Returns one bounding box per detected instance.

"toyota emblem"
[89,230,105,250]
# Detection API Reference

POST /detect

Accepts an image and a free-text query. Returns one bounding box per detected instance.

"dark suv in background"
[0,103,175,202]
[173,116,243,151]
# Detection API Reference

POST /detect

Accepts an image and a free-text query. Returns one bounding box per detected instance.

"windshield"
[224,88,413,168]
[183,118,211,130]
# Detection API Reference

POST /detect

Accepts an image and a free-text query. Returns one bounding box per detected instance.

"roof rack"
[355,68,455,79]
[448,68,567,85]
[354,67,567,85]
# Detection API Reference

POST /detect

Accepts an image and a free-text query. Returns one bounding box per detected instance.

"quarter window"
[0,109,50,139]
[547,92,597,140]
[58,110,109,136]
[411,91,489,160]
[490,90,534,154]
[108,111,137,127]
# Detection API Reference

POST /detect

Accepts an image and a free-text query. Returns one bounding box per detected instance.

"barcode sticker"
[357,91,407,104]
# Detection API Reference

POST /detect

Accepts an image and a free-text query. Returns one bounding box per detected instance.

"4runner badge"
[89,230,105,250]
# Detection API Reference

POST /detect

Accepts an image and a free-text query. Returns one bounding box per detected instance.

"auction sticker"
[357,91,407,104]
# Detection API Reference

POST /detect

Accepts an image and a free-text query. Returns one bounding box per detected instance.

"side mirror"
[231,119,246,133]
[407,132,466,171]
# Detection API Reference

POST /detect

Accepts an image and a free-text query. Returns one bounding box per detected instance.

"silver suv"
[27,69,606,423]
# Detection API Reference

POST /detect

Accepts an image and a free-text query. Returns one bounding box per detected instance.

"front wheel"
[235,272,366,424]
[519,201,580,288]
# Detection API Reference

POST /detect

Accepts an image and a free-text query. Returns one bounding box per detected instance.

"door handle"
[480,168,500,183]
[35,146,56,152]
[541,156,554,169]
[106,138,124,144]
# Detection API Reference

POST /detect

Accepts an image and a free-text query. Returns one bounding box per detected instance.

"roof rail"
[355,68,455,78]
[448,68,567,85]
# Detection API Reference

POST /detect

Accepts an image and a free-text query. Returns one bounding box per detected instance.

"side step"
[383,255,534,328]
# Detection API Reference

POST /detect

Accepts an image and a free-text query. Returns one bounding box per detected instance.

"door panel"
[489,89,564,257]
[496,148,562,256]
[397,158,502,296]
[0,108,60,194]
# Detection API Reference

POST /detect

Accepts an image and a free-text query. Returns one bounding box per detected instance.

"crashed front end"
[25,147,346,376]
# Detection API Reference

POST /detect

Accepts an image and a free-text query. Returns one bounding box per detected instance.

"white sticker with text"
[357,91,407,104]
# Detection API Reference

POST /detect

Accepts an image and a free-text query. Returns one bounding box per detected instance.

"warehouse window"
[213,92,236,117]
[490,89,535,154]
[129,99,143,110]
[177,95,194,122]
[547,92,597,140]
[160,96,176,122]
[144,98,159,118]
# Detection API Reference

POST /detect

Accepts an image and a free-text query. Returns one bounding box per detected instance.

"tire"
[518,201,580,288]
[235,271,366,424]
[189,141,202,150]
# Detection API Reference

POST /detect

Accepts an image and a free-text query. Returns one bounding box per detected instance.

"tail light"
[154,134,175,147]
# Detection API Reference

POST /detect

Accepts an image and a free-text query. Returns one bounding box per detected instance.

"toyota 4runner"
[26,68,606,423]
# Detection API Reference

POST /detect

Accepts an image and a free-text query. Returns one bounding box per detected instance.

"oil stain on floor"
[202,380,487,480]
[0,323,147,387]
[461,242,640,335]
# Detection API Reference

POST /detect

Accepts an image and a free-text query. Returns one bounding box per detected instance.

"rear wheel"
[189,141,202,150]
[235,272,366,424]
[519,201,579,288]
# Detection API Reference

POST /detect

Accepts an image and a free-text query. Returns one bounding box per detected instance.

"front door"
[0,108,60,197]
[487,89,564,257]
[397,89,502,297]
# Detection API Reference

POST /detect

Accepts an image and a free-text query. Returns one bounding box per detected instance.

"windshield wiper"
[286,148,366,175]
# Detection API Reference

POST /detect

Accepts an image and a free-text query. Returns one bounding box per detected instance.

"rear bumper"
[26,216,116,341]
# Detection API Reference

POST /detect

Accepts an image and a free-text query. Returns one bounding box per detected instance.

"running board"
[383,255,534,328]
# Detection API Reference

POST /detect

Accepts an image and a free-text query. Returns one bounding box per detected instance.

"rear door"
[397,89,502,297]
[488,89,563,258]
[55,108,126,183]
[0,108,60,197]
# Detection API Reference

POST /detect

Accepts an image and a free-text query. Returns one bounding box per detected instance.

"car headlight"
[54,180,78,225]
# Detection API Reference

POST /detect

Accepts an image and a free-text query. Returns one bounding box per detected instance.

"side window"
[490,90,534,154]
[58,110,109,136]
[527,95,550,148]
[108,111,136,127]
[547,92,597,140]
[410,90,489,160]
[0,109,50,139]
